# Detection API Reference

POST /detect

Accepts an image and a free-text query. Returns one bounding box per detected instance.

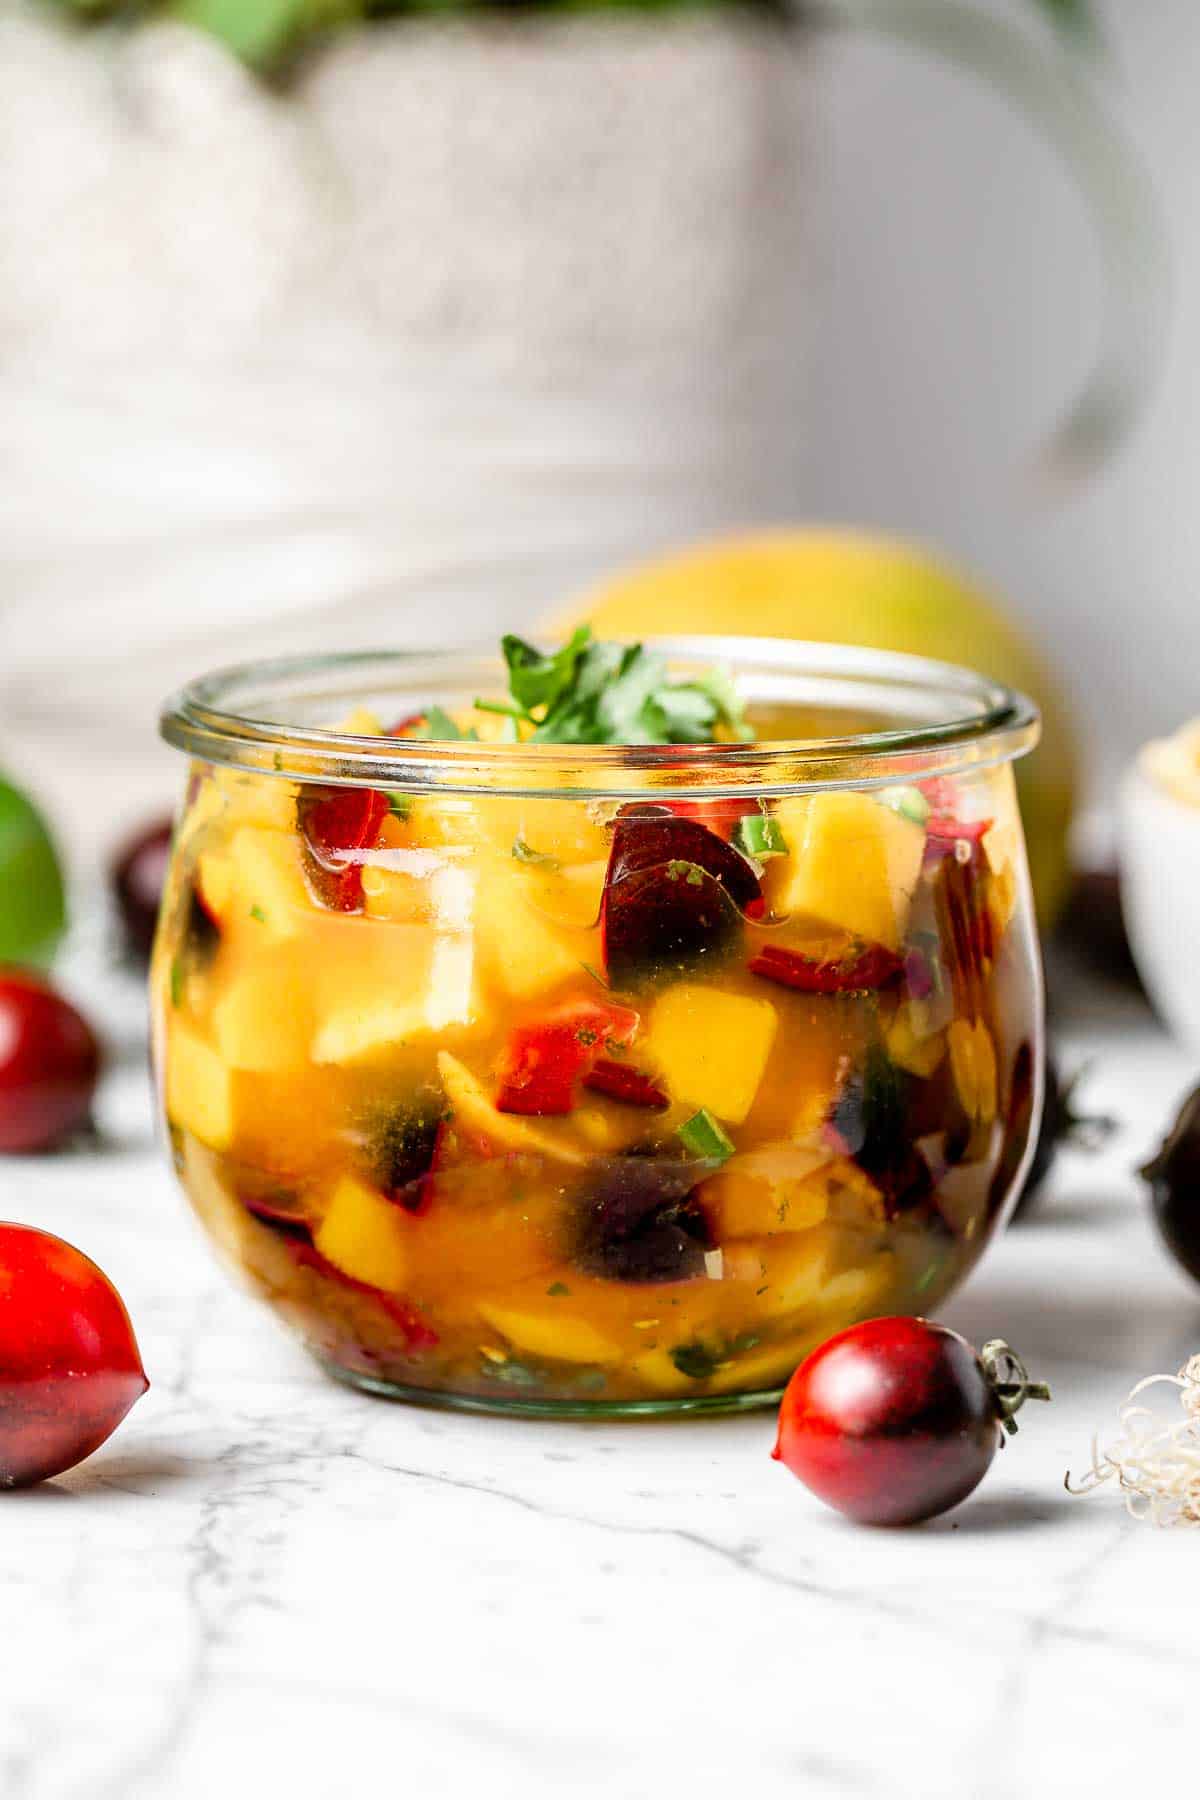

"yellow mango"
[765,792,925,952]
[437,1053,585,1167]
[227,827,312,939]
[518,859,607,930]
[166,1024,234,1150]
[314,1176,411,1292]
[478,1301,622,1367]
[647,985,777,1123]
[214,769,297,832]
[473,873,580,1001]
[948,1018,998,1123]
[706,1334,823,1395]
[703,1144,834,1237]
[195,847,236,926]
[312,999,433,1066]
[627,1348,703,1396]
[732,1235,895,1325]
[212,966,312,1072]
[361,863,430,924]
[476,795,612,866]
[406,797,482,850]
[886,1007,946,1078]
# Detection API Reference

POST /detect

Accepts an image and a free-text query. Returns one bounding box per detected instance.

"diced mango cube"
[228,827,311,939]
[312,1000,432,1066]
[406,798,482,850]
[518,859,607,930]
[195,848,236,926]
[948,1019,998,1123]
[361,864,429,923]
[647,985,777,1123]
[765,792,925,952]
[731,1235,895,1325]
[314,1176,411,1292]
[214,769,297,832]
[213,967,312,1072]
[478,1300,622,1366]
[166,1024,234,1150]
[474,874,580,1000]
[704,1144,834,1237]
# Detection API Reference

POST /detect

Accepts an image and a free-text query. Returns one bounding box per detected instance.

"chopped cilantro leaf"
[481,625,753,747]
[249,904,268,924]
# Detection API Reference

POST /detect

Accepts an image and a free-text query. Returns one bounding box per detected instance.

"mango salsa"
[155,685,1035,1411]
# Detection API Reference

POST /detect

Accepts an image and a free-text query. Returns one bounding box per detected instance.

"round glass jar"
[154,640,1042,1416]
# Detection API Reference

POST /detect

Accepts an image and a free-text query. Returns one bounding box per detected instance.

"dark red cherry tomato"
[297,786,389,912]
[772,1317,1049,1526]
[0,971,101,1154]
[600,806,762,986]
[1141,1082,1200,1284]
[0,1224,148,1486]
[110,816,173,960]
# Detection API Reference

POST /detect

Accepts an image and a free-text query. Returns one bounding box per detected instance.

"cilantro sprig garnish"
[475,626,754,747]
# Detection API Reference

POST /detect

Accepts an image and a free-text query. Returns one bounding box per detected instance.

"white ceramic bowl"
[1120,734,1200,1052]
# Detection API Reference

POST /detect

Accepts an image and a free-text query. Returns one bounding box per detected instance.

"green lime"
[0,774,67,967]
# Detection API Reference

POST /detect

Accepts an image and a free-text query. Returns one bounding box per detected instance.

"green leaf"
[546,1281,570,1298]
[0,774,66,967]
[249,904,268,924]
[502,627,592,716]
[387,792,412,821]
[678,1108,735,1164]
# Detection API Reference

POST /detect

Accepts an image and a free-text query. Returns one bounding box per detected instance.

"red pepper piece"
[387,713,427,737]
[923,816,992,868]
[582,1059,670,1110]
[495,1000,639,1116]
[297,785,389,912]
[291,1243,438,1349]
[748,942,903,994]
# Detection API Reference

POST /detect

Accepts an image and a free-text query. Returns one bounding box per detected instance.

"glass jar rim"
[160,638,1040,799]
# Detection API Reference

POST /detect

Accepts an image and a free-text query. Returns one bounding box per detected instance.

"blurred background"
[0,0,1191,910]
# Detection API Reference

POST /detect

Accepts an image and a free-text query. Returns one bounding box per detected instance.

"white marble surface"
[3,951,1200,1800]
